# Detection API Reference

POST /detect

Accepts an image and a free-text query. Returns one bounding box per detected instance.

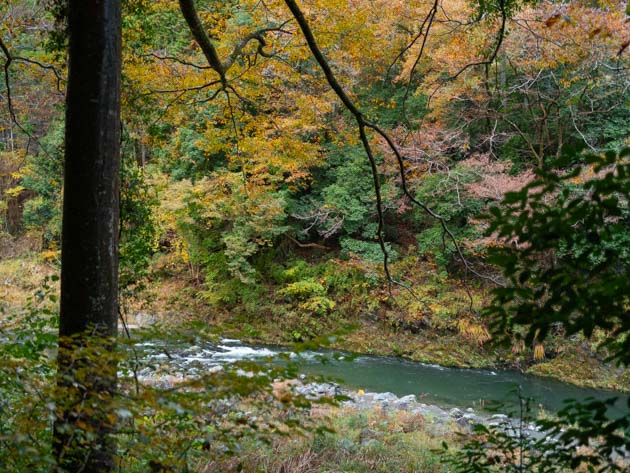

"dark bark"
[53,1,121,471]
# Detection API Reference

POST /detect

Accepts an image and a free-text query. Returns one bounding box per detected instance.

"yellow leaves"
[5,185,25,198]
[422,0,629,124]
[457,318,491,347]
[533,343,546,361]
[428,303,442,313]
[41,249,60,263]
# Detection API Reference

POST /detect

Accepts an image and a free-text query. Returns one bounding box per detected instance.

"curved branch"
[440,0,507,83]
[0,37,56,157]
[179,0,289,86]
[284,0,392,282]
[284,0,503,288]
[0,38,18,126]
[386,0,439,82]
[366,120,504,285]
[224,21,292,70]
[146,52,213,70]
[178,0,226,82]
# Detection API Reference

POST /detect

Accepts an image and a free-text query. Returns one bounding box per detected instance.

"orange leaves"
[544,13,563,28]
[419,0,629,135]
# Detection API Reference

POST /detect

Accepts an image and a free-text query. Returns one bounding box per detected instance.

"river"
[130,336,629,418]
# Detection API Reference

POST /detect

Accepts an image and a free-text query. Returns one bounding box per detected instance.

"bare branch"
[146,52,213,70]
[0,37,56,157]
[287,235,330,250]
[385,0,439,82]
[442,0,508,83]
[224,21,292,70]
[142,80,221,96]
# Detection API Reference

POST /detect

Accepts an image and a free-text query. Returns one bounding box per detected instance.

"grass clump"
[201,406,454,473]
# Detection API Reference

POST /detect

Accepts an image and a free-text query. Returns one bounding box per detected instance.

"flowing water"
[133,337,629,418]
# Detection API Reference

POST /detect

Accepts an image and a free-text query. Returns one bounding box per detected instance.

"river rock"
[183,345,201,354]
[394,394,417,410]
[374,392,397,402]
[296,382,341,399]
[134,312,157,326]
[420,405,450,422]
[457,412,480,428]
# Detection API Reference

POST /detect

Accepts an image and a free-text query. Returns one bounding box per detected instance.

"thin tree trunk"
[53,1,121,471]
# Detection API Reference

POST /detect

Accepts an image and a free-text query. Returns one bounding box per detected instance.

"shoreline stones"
[294,381,545,440]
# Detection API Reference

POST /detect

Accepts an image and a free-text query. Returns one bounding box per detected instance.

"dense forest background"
[0,0,629,471]
[3,0,627,381]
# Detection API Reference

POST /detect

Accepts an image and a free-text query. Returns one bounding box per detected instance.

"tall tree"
[53,0,122,471]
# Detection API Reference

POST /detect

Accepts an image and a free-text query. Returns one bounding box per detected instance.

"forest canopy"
[0,0,628,471]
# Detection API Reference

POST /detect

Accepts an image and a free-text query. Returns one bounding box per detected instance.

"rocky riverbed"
[293,380,544,440]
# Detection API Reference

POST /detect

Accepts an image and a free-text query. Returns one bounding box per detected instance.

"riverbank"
[131,337,629,471]
[297,381,538,438]
[127,253,630,393]
[203,382,628,473]
[198,397,455,473]
[2,252,629,393]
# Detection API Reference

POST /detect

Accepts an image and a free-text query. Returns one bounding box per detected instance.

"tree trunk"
[53,1,121,471]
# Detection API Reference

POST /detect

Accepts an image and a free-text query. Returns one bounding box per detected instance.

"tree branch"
[439,0,508,84]
[283,0,504,288]
[0,37,57,157]
[284,0,394,284]
[178,0,290,87]
[178,0,227,82]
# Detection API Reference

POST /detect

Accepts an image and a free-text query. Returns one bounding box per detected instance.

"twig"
[0,38,57,158]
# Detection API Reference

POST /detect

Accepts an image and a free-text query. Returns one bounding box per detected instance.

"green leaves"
[484,147,630,365]
[444,394,630,472]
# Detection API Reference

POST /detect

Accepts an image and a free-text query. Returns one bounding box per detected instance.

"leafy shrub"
[20,122,64,246]
[289,144,395,244]
[278,278,326,301]
[411,164,485,270]
[340,237,398,264]
[299,295,336,316]
[1,283,318,472]
[277,259,313,283]
[119,156,160,293]
[447,147,630,472]
[443,396,629,472]
[484,147,630,364]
